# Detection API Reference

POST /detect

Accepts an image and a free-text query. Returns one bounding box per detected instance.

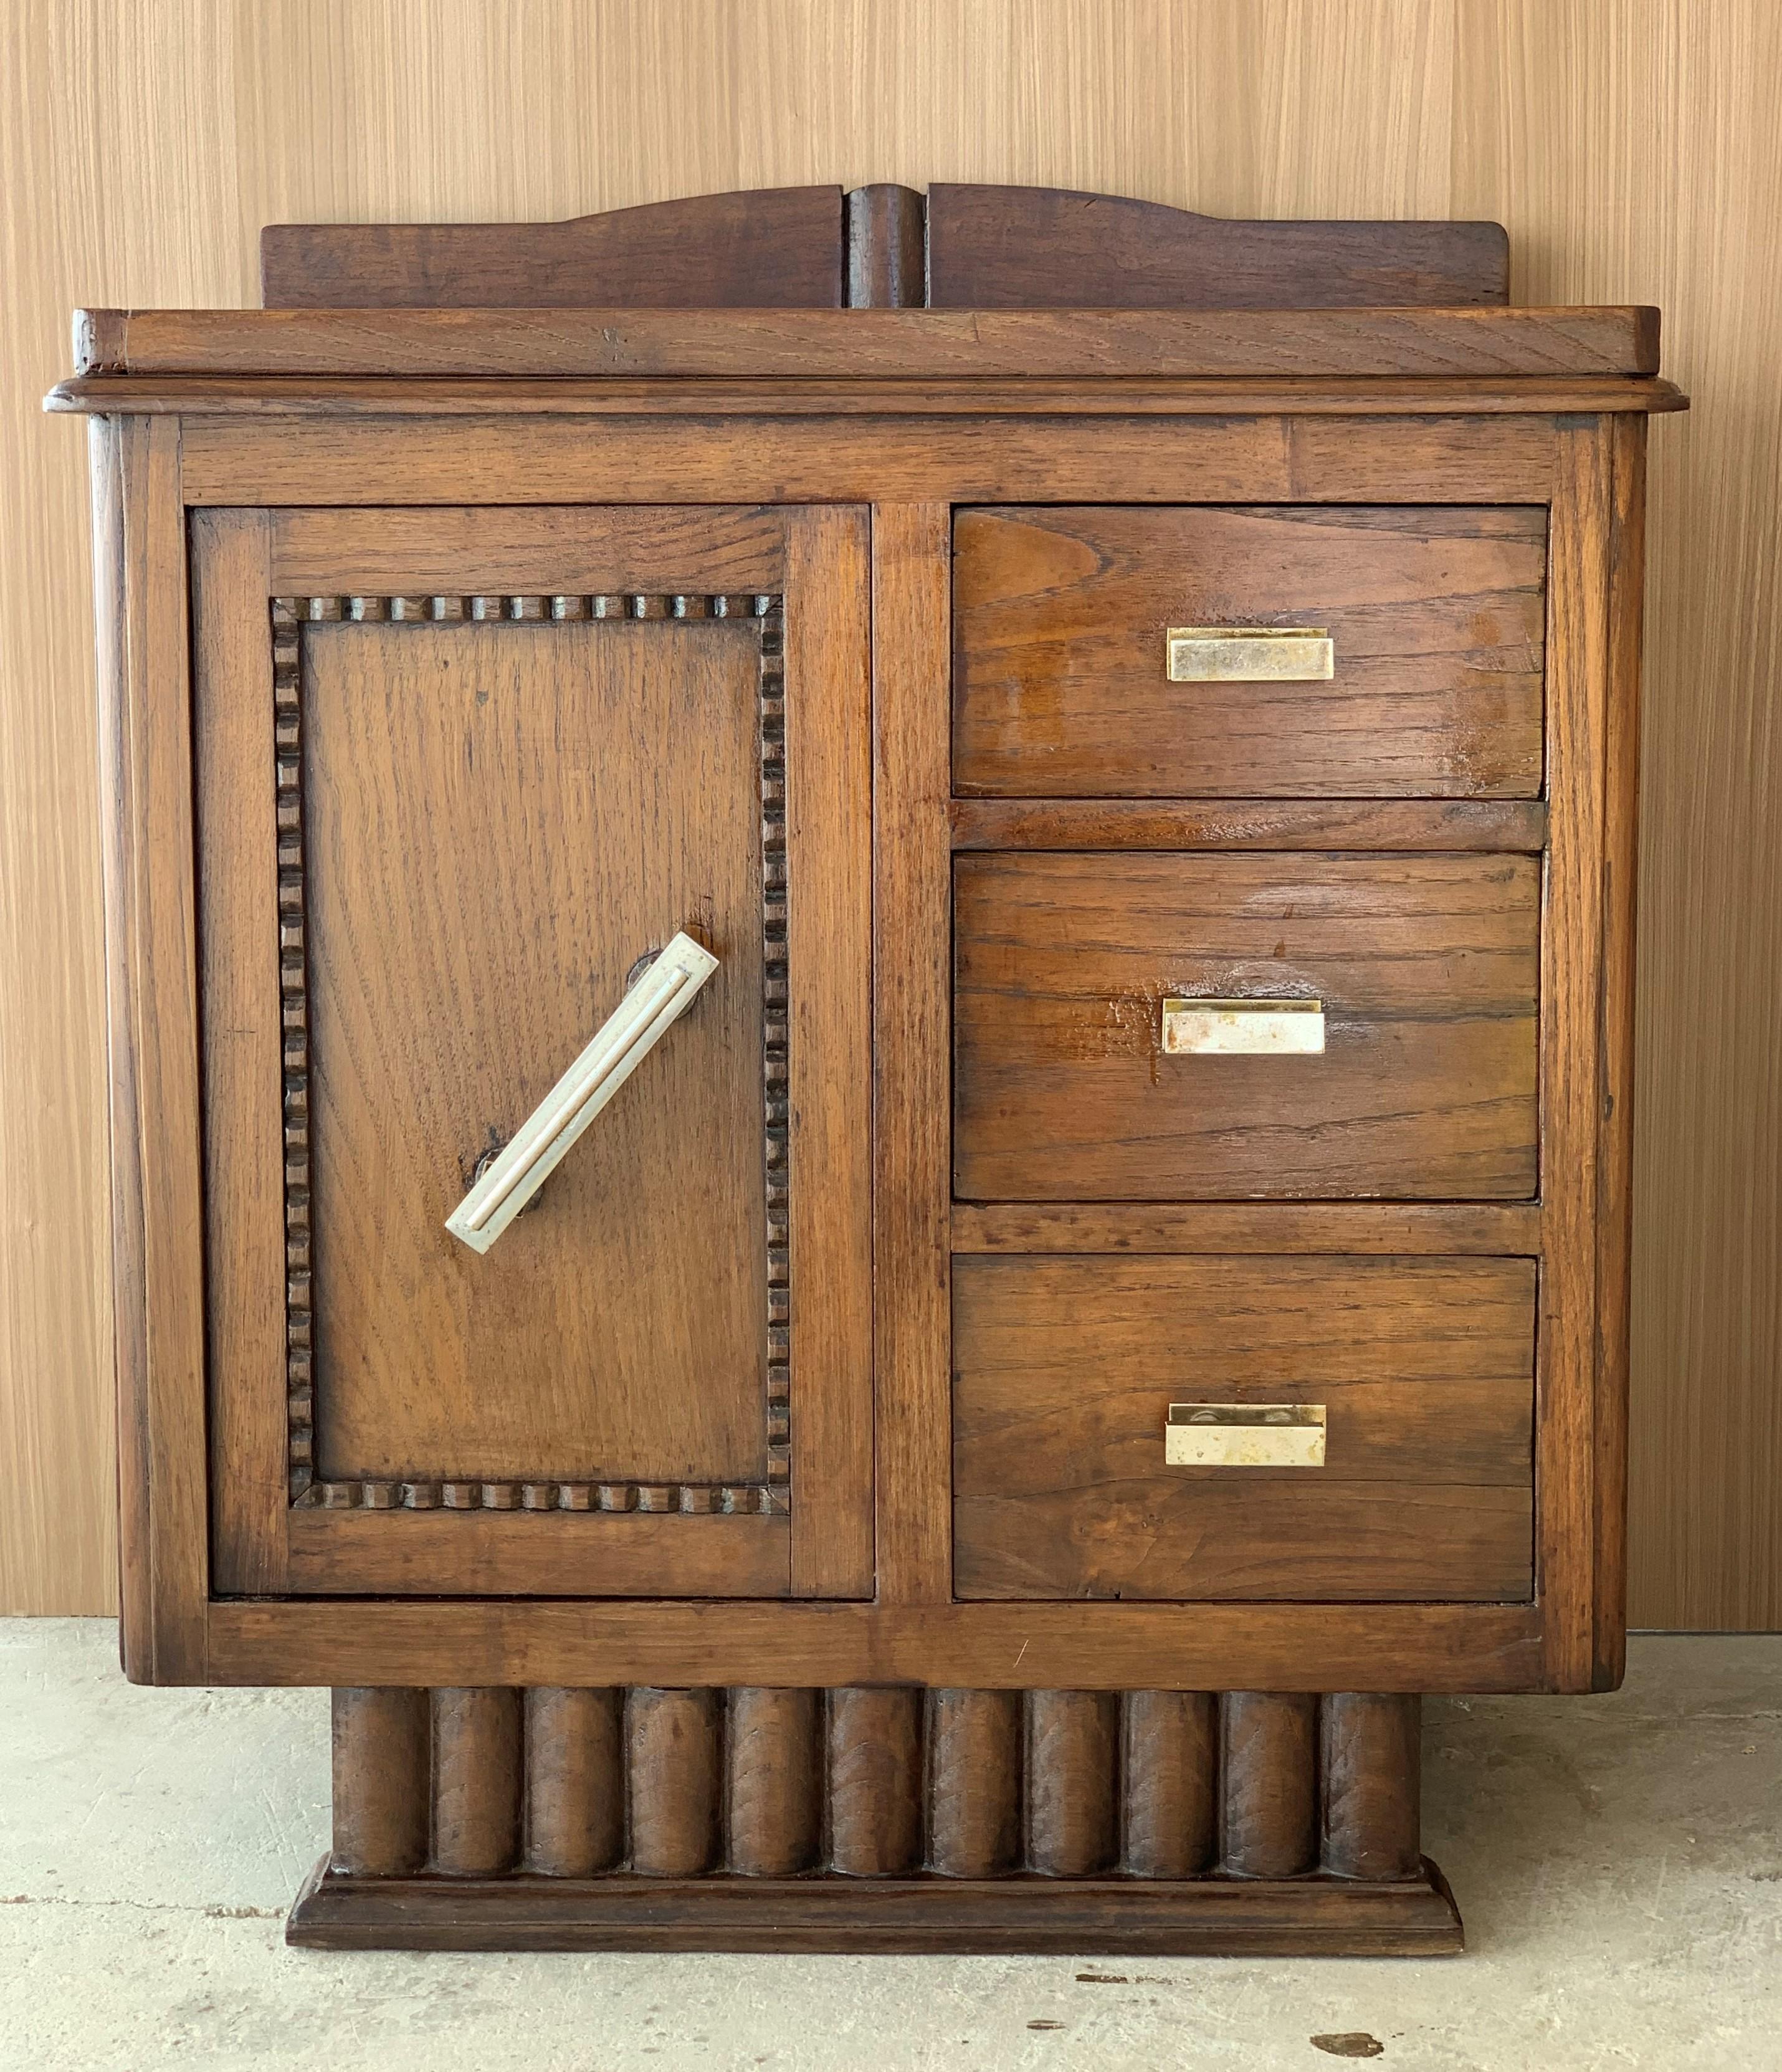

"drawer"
[953,1254,1536,1602]
[953,505,1547,797]
[954,851,1539,1200]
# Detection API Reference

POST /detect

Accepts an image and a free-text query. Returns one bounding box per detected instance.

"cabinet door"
[196,507,871,1599]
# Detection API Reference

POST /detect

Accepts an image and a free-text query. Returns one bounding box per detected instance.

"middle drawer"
[954,851,1540,1201]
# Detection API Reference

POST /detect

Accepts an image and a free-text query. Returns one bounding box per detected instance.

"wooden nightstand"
[50,182,1684,1953]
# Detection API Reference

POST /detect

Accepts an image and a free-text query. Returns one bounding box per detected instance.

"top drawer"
[953,505,1547,798]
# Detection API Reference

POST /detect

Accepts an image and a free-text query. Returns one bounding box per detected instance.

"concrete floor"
[1,1626,1778,2071]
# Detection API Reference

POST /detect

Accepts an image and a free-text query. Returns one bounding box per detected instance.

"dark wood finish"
[1593,416,1646,1691]
[287,1861,1463,1955]
[953,1202,1542,1255]
[727,1688,822,1876]
[781,511,876,1597]
[926,183,1508,310]
[1122,1691,1217,1878]
[1221,1694,1318,1879]
[330,1688,429,1876]
[431,1688,522,1875]
[50,372,1686,420]
[1026,1691,1120,1877]
[846,184,925,308]
[626,1689,721,1878]
[261,188,847,309]
[927,1689,1021,1877]
[69,304,1663,380]
[954,504,1547,800]
[871,505,955,1605]
[94,414,209,1679]
[1538,425,1614,1691]
[261,182,1505,320]
[1322,1694,1422,1882]
[954,852,1540,1201]
[523,1688,623,1877]
[955,1256,1535,1603]
[302,1677,1457,1952]
[827,1688,924,1876]
[206,1597,1546,1695]
[951,798,1550,853]
[69,184,1667,1952]
[169,413,1569,515]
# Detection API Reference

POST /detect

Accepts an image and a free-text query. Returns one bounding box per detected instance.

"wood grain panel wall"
[2,0,1774,1626]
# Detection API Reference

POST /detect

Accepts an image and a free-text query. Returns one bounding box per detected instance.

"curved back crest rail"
[48,181,1685,1955]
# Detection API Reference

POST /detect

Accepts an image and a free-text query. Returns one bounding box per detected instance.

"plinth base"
[288,1856,1463,1955]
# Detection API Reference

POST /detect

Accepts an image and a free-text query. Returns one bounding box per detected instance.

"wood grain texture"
[954,1256,1535,1603]
[626,1688,722,1878]
[262,187,846,308]
[1320,1692,1422,1882]
[523,1686,624,1877]
[431,1686,522,1875]
[1221,1693,1317,1879]
[4,0,1765,1630]
[64,305,1657,382]
[726,1688,823,1876]
[953,852,1540,1201]
[1122,1691,1217,1878]
[871,505,955,1604]
[287,1862,1464,1954]
[927,1689,1022,1876]
[330,1687,429,1876]
[954,505,1548,798]
[927,181,1507,308]
[204,1597,1545,1695]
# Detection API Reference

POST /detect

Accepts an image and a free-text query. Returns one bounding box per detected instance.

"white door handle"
[446,930,719,1254]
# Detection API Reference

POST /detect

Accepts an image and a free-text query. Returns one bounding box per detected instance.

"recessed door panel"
[197,506,871,1600]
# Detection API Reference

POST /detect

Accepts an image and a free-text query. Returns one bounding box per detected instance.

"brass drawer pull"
[1165,625,1334,682]
[446,930,718,1255]
[1166,1403,1327,1468]
[1162,996,1325,1056]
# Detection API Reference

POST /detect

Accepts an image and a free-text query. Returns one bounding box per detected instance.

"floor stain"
[1310,2037,1385,2060]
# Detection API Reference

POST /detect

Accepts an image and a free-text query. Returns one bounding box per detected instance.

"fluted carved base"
[286,1684,1462,1955]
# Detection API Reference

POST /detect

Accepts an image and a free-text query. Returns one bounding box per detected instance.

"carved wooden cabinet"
[54,183,1684,1954]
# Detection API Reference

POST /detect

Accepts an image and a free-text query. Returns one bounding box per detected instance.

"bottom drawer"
[953,1254,1535,1602]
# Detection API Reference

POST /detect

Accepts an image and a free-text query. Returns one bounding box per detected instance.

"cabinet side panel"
[1593,416,1646,1687]
[1539,424,1613,1688]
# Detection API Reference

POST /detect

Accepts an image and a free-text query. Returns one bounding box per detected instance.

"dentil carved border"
[273,593,790,1517]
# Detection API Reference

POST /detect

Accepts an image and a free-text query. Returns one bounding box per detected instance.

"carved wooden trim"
[295,1684,1456,1953]
[272,592,791,1516]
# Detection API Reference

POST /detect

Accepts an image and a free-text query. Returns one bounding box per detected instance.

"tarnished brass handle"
[1165,626,1334,682]
[1166,1403,1327,1468]
[1162,997,1325,1056]
[446,930,718,1255]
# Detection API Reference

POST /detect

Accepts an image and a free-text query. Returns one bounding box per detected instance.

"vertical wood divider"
[827,1687,923,1874]
[626,1688,722,1876]
[727,1688,822,1874]
[1220,1692,1317,1878]
[1594,413,1647,1690]
[1541,424,1613,1690]
[1122,1690,1217,1878]
[871,503,955,1606]
[330,1687,429,1875]
[524,1687,623,1876]
[1026,1690,1120,1876]
[105,414,210,1680]
[431,1687,521,1874]
[1320,1694,1423,1881]
[783,508,875,1598]
[928,1688,1021,1876]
